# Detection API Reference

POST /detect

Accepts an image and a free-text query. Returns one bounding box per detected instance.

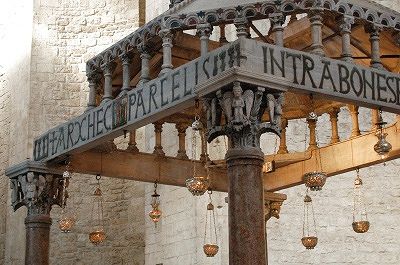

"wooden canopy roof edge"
[55,120,400,193]
[86,0,400,71]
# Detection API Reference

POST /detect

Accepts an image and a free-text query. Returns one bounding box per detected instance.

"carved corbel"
[265,192,287,221]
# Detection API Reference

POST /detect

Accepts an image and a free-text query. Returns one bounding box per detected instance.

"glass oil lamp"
[352,169,370,233]
[301,190,318,250]
[186,116,209,196]
[89,175,106,245]
[58,162,76,233]
[149,181,162,226]
[303,171,327,191]
[203,190,219,257]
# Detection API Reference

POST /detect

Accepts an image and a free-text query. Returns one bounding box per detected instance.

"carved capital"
[137,42,151,56]
[339,16,354,34]
[204,82,284,149]
[159,29,174,46]
[270,13,285,27]
[365,23,382,38]
[169,0,183,8]
[120,52,133,65]
[6,161,64,216]
[101,61,117,76]
[86,70,102,85]
[197,23,213,38]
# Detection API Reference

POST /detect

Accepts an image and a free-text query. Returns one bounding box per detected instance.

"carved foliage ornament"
[204,82,284,149]
[10,172,64,215]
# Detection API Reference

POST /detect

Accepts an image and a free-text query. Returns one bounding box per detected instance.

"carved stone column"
[176,123,189,159]
[153,121,165,156]
[197,23,213,56]
[86,70,102,111]
[120,53,132,95]
[5,161,65,265]
[329,108,340,144]
[366,24,383,69]
[270,13,285,47]
[234,18,248,40]
[159,29,174,75]
[138,43,151,85]
[101,61,117,102]
[348,105,361,137]
[219,24,228,45]
[127,130,139,153]
[308,9,324,56]
[340,16,354,62]
[277,118,288,154]
[205,82,284,265]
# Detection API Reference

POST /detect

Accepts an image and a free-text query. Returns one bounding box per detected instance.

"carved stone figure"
[267,93,284,126]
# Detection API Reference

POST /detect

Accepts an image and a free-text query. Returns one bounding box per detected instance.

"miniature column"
[197,23,213,56]
[307,117,317,150]
[86,70,101,111]
[176,123,189,159]
[101,61,117,102]
[153,121,165,156]
[5,161,65,265]
[340,16,354,62]
[234,17,248,40]
[270,13,285,47]
[348,105,361,137]
[120,53,132,95]
[127,130,139,153]
[219,24,228,45]
[277,118,288,154]
[308,9,324,56]
[205,84,283,265]
[366,24,383,69]
[329,108,340,144]
[138,43,151,85]
[159,29,174,75]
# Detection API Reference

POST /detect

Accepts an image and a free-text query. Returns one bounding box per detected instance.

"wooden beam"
[61,121,400,193]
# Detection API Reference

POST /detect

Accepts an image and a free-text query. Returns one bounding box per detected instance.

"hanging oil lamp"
[58,162,76,233]
[301,189,318,249]
[89,175,106,245]
[149,181,162,226]
[186,115,209,196]
[374,110,392,160]
[352,169,370,233]
[203,190,219,257]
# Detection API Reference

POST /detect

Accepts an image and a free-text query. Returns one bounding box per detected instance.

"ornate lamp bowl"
[352,221,370,233]
[89,230,106,245]
[186,176,209,196]
[58,217,75,233]
[149,208,162,223]
[301,236,318,249]
[303,172,327,191]
[374,133,392,158]
[203,244,219,257]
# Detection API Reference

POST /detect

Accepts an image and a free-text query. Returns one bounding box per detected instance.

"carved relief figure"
[266,93,284,126]
[232,83,245,124]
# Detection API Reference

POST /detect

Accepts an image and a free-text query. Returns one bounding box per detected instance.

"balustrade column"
[101,61,117,102]
[153,122,165,156]
[120,53,132,94]
[219,24,228,45]
[159,29,174,75]
[200,129,209,163]
[86,70,101,111]
[205,83,284,265]
[176,123,189,159]
[277,118,288,154]
[309,10,324,56]
[127,130,139,153]
[371,109,380,131]
[5,161,65,265]
[234,18,248,40]
[340,16,354,62]
[366,24,383,69]
[307,117,317,150]
[329,108,340,144]
[138,43,151,85]
[270,13,285,47]
[348,105,361,137]
[197,23,213,56]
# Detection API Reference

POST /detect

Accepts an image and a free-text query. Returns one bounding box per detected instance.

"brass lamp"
[89,175,106,245]
[203,190,219,257]
[149,181,162,226]
[352,169,370,233]
[301,190,318,250]
[58,162,76,233]
[374,110,392,160]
